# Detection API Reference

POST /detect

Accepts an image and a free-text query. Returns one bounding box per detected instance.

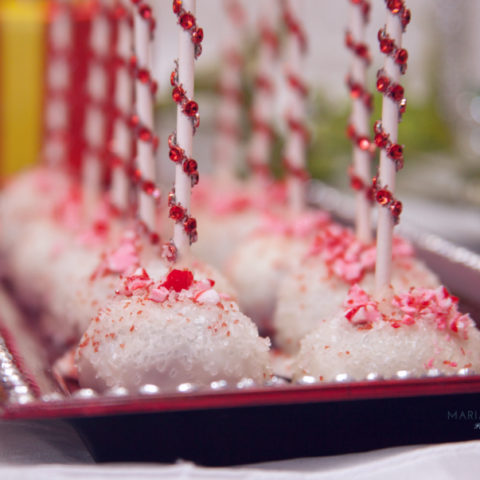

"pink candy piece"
[107,242,139,275]
[149,286,169,303]
[308,224,414,284]
[116,268,153,297]
[195,289,221,305]
[342,284,472,339]
[343,285,381,324]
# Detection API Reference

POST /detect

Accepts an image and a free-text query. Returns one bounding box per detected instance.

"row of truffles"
[1,0,479,394]
[2,166,480,393]
[0,167,276,390]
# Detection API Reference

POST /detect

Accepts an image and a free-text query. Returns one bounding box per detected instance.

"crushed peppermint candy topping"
[308,224,414,283]
[116,268,153,297]
[91,231,140,280]
[343,284,382,324]
[342,284,472,339]
[392,286,471,339]
[160,269,194,292]
[115,267,224,306]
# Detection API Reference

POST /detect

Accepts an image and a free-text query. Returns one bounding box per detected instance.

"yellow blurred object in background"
[0,0,46,176]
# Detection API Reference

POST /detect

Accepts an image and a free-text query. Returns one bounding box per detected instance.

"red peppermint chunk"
[161,269,194,292]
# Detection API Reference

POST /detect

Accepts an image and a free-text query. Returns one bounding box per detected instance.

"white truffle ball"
[293,285,480,382]
[76,270,272,392]
[274,255,440,353]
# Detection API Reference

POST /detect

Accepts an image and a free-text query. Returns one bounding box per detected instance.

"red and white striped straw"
[43,0,73,168]
[110,0,134,214]
[282,0,309,214]
[82,2,112,219]
[345,0,374,244]
[247,0,278,182]
[214,0,246,182]
[132,0,158,234]
[374,0,410,294]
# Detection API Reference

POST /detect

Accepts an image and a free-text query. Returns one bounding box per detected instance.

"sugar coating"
[193,209,263,270]
[226,233,310,333]
[293,286,480,381]
[7,218,73,311]
[275,255,440,353]
[76,293,273,392]
[225,212,330,333]
[40,245,117,345]
[0,167,71,256]
[40,232,235,347]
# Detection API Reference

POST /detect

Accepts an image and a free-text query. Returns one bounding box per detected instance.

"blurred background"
[1,0,480,250]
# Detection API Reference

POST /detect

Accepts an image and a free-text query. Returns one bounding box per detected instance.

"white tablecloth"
[1,419,480,479]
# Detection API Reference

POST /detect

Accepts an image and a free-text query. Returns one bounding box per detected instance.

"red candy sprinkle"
[387,0,403,14]
[184,100,199,117]
[169,205,185,221]
[132,168,142,182]
[190,171,199,186]
[389,84,404,101]
[355,44,368,59]
[142,180,156,195]
[184,217,197,234]
[388,143,403,160]
[350,175,363,191]
[191,27,204,44]
[390,200,403,217]
[138,68,150,84]
[374,132,389,148]
[169,146,184,163]
[402,8,411,26]
[376,189,392,205]
[130,114,139,128]
[183,159,198,175]
[395,48,408,65]
[350,83,362,99]
[363,92,373,111]
[164,243,177,262]
[139,127,152,142]
[193,114,200,129]
[380,38,394,54]
[346,124,355,139]
[172,86,185,103]
[399,98,407,114]
[170,71,176,86]
[172,0,182,14]
[376,76,390,92]
[150,18,156,33]
[139,4,152,19]
[161,269,194,292]
[180,12,195,30]
[358,136,370,151]
[345,32,353,48]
